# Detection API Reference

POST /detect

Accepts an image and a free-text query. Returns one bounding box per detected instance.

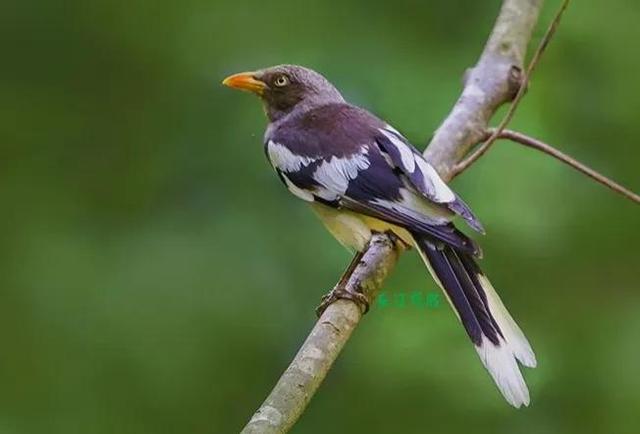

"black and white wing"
[264,104,480,256]
[376,125,484,233]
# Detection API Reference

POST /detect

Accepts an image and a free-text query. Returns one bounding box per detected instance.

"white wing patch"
[281,174,314,202]
[267,140,317,172]
[312,147,370,195]
[379,128,416,173]
[382,124,404,139]
[371,188,450,226]
[379,126,456,204]
[313,187,340,202]
[414,157,456,203]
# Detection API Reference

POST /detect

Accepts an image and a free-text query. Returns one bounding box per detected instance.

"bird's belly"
[311,202,412,252]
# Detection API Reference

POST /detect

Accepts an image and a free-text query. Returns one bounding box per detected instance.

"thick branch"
[453,0,571,176]
[425,0,543,179]
[242,1,543,432]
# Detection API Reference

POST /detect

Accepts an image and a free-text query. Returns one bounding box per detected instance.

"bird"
[222,64,536,408]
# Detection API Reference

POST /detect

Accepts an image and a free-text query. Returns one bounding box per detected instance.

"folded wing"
[376,126,484,233]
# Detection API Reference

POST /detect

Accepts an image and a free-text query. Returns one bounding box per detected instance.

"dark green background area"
[1,1,639,433]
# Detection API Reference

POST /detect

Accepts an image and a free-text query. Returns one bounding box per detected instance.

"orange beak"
[222,71,266,95]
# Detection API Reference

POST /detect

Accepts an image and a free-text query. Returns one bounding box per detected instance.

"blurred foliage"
[1,0,639,433]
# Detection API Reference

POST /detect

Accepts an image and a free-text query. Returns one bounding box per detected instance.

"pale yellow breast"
[310,202,413,252]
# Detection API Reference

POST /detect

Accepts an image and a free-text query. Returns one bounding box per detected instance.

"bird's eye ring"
[274,75,289,87]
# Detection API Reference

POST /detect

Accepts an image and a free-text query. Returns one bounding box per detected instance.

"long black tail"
[412,233,536,408]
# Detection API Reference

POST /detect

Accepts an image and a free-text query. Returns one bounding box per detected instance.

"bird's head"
[222,65,344,122]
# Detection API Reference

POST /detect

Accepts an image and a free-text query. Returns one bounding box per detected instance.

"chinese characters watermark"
[375,291,442,309]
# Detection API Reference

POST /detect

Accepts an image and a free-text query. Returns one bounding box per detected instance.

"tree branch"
[487,128,640,204]
[424,0,544,180]
[241,1,543,432]
[242,235,398,434]
[452,0,571,176]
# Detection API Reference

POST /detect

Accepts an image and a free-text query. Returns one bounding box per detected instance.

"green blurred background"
[2,0,639,433]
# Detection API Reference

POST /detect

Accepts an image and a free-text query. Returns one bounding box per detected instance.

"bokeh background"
[2,0,639,433]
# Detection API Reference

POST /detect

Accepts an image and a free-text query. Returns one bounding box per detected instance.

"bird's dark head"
[223,65,344,122]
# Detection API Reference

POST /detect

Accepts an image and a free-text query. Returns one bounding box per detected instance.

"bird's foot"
[315,284,370,317]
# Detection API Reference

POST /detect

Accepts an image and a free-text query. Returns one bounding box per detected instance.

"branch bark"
[453,0,571,176]
[242,235,398,433]
[424,0,543,180]
[241,1,543,432]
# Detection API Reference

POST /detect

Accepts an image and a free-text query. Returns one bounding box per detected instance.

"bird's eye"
[274,75,289,87]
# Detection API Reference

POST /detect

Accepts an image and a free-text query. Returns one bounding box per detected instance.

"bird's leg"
[316,231,403,317]
[316,249,369,317]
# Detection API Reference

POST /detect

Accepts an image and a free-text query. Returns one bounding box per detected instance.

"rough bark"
[241,1,543,432]
[425,0,543,180]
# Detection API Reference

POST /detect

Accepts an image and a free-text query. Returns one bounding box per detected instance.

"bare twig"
[489,128,640,204]
[241,1,544,432]
[453,0,571,176]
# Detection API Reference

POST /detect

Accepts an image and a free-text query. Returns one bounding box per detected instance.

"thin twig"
[453,0,571,176]
[491,129,640,204]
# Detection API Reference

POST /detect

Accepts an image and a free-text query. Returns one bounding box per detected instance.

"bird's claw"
[315,285,370,317]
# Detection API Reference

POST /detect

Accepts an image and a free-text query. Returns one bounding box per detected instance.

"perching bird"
[223,65,536,407]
